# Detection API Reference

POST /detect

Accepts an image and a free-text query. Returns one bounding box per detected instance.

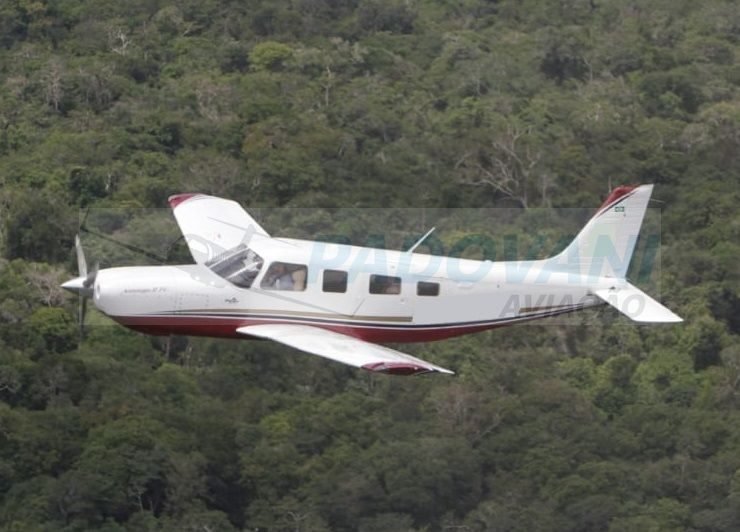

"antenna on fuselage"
[405,227,436,254]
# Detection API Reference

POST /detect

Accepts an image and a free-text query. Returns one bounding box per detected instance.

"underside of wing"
[168,193,269,264]
[236,324,454,376]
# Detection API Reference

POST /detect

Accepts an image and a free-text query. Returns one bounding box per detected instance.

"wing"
[168,193,269,264]
[236,324,454,376]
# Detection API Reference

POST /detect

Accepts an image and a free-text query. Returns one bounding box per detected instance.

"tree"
[3,190,75,263]
[250,41,294,72]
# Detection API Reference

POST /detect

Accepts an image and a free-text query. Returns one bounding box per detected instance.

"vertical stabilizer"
[554,184,653,279]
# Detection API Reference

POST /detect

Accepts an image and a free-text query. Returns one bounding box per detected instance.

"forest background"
[0,0,739,530]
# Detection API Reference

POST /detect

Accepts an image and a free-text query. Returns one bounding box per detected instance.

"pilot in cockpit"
[262,263,307,291]
[269,263,294,290]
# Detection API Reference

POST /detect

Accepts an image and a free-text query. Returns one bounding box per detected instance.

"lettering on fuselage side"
[501,294,577,317]
[519,294,575,314]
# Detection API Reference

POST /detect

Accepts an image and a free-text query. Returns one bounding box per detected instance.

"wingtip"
[168,193,201,209]
[362,361,454,376]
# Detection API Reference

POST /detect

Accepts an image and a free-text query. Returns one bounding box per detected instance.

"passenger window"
[323,270,348,293]
[417,281,440,296]
[369,274,401,295]
[261,262,308,291]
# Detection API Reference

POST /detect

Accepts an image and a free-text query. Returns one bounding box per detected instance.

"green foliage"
[0,0,738,530]
[250,41,294,72]
[3,190,75,263]
[29,307,76,353]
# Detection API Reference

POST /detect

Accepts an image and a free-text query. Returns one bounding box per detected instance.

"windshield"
[205,244,263,289]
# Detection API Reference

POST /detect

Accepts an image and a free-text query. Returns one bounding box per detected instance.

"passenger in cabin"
[385,279,401,294]
[369,274,401,295]
[262,263,308,291]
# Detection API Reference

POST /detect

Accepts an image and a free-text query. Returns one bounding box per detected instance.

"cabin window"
[417,281,440,296]
[261,262,308,291]
[369,274,401,295]
[206,244,263,289]
[323,270,348,293]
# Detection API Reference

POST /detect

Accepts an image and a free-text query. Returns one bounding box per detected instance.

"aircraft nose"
[61,276,92,297]
[61,276,86,294]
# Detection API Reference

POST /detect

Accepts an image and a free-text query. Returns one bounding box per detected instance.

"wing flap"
[593,283,682,323]
[236,324,454,376]
[168,194,269,264]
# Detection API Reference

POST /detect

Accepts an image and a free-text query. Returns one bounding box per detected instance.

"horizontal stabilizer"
[237,324,454,376]
[593,283,682,323]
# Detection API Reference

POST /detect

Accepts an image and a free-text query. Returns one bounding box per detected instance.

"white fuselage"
[92,238,606,342]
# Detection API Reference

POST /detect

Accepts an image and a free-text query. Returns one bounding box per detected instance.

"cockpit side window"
[261,262,308,291]
[206,244,264,289]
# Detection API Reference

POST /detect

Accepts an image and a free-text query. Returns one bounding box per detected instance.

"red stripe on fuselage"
[110,309,582,343]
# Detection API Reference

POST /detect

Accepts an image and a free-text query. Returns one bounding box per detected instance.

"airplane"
[61,184,682,376]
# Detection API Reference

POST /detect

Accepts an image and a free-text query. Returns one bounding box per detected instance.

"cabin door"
[350,271,415,323]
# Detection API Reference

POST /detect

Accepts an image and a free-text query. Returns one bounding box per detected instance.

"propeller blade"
[75,235,87,278]
[79,296,87,340]
[65,235,95,341]
[83,262,99,289]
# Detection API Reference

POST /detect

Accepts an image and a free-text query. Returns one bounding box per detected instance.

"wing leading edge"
[236,324,454,376]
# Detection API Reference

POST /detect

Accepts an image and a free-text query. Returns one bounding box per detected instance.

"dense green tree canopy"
[0,0,739,530]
